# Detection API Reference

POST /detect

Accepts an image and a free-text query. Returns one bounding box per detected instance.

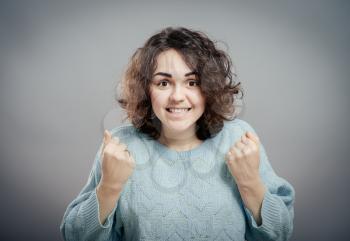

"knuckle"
[104,146,114,155]
[111,138,120,146]
[243,149,251,155]
[119,143,127,150]
[114,148,124,157]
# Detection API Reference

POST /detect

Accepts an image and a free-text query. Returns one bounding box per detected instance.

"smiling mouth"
[166,108,192,113]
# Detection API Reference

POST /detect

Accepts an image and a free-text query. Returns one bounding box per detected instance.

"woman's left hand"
[226,131,266,225]
[225,131,261,188]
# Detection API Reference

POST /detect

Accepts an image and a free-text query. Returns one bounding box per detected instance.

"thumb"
[103,129,112,146]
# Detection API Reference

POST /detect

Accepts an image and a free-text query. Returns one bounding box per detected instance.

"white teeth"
[168,108,189,113]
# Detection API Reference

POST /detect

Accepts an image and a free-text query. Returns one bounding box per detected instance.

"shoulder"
[210,118,259,150]
[109,122,138,140]
[223,118,257,134]
[109,122,154,141]
[107,123,147,148]
[108,123,154,154]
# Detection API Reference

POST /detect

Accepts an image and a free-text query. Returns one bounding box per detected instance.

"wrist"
[97,181,123,197]
[237,178,266,226]
[237,178,266,198]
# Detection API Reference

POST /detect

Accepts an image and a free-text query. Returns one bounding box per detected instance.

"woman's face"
[149,49,206,137]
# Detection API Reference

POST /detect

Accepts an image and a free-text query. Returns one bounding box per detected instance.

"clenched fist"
[225,131,261,187]
[99,130,135,192]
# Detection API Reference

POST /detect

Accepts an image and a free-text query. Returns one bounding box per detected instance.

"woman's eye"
[188,80,200,87]
[156,80,169,87]
[157,80,169,87]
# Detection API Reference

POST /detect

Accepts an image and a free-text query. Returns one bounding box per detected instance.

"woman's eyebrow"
[153,71,197,78]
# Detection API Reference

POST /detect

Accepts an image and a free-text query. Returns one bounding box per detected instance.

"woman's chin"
[162,123,196,135]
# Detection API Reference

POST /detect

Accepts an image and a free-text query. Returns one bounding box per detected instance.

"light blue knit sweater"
[60,118,295,241]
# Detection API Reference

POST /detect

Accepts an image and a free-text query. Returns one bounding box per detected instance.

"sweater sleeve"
[60,143,123,241]
[238,120,295,241]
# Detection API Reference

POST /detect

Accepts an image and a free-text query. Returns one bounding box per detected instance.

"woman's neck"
[158,127,203,152]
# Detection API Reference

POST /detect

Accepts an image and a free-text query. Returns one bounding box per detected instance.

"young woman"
[61,27,295,241]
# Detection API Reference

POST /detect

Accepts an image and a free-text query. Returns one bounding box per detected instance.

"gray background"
[1,0,349,240]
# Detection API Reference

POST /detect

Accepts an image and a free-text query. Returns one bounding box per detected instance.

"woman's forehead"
[154,49,193,76]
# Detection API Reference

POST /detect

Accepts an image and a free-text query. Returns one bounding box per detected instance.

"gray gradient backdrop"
[1,0,349,240]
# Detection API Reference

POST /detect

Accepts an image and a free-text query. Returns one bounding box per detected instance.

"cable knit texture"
[60,118,295,241]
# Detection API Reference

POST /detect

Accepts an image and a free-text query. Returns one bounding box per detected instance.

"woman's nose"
[169,85,185,102]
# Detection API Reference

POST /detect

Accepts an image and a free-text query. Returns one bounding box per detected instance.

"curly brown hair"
[117,26,243,140]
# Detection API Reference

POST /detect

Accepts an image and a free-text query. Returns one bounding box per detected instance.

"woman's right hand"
[98,130,135,193]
